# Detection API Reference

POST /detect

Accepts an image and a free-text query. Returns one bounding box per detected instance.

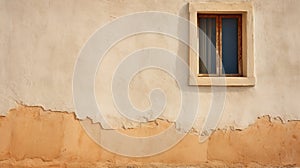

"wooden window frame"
[189,2,255,86]
[198,14,242,77]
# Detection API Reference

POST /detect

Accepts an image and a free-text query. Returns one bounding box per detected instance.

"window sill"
[189,76,256,87]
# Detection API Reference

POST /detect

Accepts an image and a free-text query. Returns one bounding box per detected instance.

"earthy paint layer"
[0,105,299,167]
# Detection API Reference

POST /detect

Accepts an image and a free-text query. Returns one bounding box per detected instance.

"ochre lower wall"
[0,105,299,167]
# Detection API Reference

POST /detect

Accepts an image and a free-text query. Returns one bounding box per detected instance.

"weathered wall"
[0,0,300,132]
[0,0,300,166]
[0,106,300,167]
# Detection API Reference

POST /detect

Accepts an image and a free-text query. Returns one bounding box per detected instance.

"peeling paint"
[0,0,299,132]
[0,105,300,167]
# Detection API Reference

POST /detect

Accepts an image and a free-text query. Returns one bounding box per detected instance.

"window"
[198,14,242,76]
[189,2,255,86]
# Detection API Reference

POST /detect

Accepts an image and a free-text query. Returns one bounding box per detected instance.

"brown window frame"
[197,14,243,77]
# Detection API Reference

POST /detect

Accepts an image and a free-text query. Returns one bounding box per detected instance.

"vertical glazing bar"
[203,18,207,73]
[219,16,223,76]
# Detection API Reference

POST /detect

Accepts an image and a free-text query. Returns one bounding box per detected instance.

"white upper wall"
[0,0,299,131]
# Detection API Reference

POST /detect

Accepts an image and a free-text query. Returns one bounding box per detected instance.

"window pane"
[222,18,239,74]
[198,17,216,74]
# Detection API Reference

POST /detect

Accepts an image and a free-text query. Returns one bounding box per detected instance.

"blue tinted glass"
[198,17,216,74]
[222,18,238,74]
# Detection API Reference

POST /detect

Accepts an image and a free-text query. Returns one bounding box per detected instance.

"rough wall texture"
[0,0,300,131]
[0,105,299,167]
[0,0,300,167]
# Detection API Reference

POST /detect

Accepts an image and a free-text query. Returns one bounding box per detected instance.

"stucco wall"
[0,105,300,167]
[0,0,300,133]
